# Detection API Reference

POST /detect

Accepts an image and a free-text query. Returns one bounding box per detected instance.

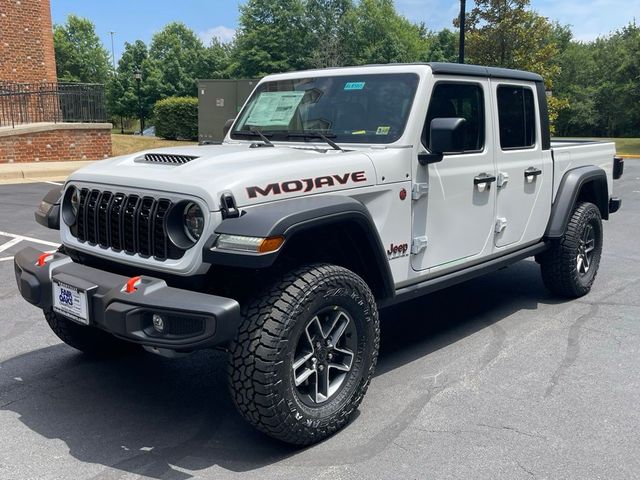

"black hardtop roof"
[426,62,543,82]
[308,62,543,83]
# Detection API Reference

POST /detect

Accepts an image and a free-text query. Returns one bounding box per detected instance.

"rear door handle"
[524,167,542,181]
[474,173,497,187]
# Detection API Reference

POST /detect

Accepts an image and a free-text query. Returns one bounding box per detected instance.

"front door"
[412,79,497,272]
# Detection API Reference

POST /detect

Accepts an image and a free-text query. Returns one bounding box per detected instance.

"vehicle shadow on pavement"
[0,260,562,478]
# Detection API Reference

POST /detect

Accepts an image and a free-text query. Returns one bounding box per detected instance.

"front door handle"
[474,173,497,188]
[524,167,542,182]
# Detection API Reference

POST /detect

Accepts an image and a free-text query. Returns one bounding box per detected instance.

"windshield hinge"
[497,172,509,188]
[220,192,240,219]
[411,183,429,200]
[411,236,428,255]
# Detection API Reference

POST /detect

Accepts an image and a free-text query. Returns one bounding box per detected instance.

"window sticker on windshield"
[344,82,365,91]
[245,91,305,127]
[352,130,366,135]
[376,126,391,135]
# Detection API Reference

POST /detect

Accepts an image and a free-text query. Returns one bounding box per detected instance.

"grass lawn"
[556,137,640,156]
[111,134,197,157]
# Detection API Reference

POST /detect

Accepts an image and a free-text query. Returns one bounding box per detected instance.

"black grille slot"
[97,191,112,247]
[153,199,171,259]
[138,197,155,257]
[76,188,89,241]
[143,153,198,164]
[122,195,140,253]
[70,189,179,261]
[85,190,100,244]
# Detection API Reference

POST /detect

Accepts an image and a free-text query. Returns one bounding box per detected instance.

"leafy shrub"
[154,97,198,140]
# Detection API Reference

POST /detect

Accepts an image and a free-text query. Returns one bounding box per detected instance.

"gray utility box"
[198,79,259,143]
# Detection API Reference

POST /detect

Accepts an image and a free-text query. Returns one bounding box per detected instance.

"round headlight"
[62,186,79,226]
[183,202,204,242]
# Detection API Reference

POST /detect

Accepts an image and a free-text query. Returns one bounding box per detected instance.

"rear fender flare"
[545,166,608,239]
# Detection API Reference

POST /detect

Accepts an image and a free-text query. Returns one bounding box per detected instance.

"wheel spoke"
[292,351,314,371]
[577,255,585,274]
[327,311,350,345]
[305,316,322,347]
[315,366,330,403]
[328,346,354,372]
[583,252,590,270]
[295,366,316,387]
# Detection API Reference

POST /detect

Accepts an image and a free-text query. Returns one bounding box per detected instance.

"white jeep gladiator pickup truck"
[15,63,624,445]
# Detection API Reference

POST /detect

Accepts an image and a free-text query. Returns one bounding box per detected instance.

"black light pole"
[134,68,143,135]
[458,0,466,64]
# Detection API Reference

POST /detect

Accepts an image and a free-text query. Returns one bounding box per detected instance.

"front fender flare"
[204,195,394,299]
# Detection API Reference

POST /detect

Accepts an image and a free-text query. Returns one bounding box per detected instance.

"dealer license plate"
[53,280,89,325]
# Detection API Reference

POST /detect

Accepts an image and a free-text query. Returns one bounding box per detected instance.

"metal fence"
[0,81,108,128]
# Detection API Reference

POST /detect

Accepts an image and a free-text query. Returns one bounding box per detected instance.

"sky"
[50,0,639,65]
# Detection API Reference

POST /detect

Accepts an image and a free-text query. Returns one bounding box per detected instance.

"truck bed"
[550,139,616,200]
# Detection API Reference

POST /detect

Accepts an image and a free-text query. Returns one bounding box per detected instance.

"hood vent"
[139,153,199,165]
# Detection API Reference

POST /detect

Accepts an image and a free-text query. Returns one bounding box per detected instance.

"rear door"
[491,81,549,248]
[412,78,497,272]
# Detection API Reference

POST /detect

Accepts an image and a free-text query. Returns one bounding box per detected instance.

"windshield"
[231,73,419,144]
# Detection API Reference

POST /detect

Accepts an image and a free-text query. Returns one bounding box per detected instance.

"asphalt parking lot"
[0,168,639,480]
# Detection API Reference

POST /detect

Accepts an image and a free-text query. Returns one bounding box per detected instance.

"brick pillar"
[0,0,58,83]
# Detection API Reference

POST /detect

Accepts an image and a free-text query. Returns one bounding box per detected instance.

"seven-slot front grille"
[73,188,182,260]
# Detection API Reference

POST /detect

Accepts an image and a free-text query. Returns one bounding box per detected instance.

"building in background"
[198,79,258,143]
[0,0,111,163]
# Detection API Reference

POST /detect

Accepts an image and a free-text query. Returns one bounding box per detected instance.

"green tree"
[426,28,458,62]
[341,0,429,65]
[231,0,310,77]
[53,15,111,83]
[148,22,211,97]
[305,0,354,68]
[458,0,566,132]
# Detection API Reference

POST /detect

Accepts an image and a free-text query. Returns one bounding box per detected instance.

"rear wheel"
[228,264,379,445]
[44,308,138,356]
[540,201,603,298]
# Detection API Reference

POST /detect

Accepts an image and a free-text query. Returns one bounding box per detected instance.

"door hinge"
[495,217,508,233]
[411,236,428,254]
[411,183,429,200]
[497,172,509,188]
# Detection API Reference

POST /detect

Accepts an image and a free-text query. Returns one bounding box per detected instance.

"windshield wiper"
[233,129,274,147]
[285,132,344,152]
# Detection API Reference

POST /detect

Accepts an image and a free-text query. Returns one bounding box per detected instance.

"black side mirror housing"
[34,186,62,230]
[419,117,467,165]
[223,118,235,138]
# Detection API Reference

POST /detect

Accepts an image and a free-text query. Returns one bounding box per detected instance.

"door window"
[497,86,536,149]
[423,83,485,153]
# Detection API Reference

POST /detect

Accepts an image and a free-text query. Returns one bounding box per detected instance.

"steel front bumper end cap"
[13,246,242,351]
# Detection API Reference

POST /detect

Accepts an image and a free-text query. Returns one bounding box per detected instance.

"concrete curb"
[0,160,94,184]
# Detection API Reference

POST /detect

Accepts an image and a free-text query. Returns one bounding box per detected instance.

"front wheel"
[540,201,603,298]
[228,264,379,445]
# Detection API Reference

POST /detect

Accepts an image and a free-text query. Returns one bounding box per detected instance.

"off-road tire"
[44,308,137,356]
[540,201,603,298]
[228,264,379,445]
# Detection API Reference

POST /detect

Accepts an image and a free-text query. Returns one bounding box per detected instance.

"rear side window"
[423,83,485,153]
[497,86,536,149]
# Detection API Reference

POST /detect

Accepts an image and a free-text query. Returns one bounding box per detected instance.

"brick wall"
[0,123,112,163]
[0,0,57,83]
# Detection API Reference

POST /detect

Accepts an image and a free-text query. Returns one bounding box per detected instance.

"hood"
[68,143,377,210]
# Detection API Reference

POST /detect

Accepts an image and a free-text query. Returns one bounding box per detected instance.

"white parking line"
[0,256,14,262]
[43,181,63,186]
[0,237,23,254]
[0,230,60,248]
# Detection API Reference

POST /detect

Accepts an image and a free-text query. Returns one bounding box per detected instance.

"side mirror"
[419,117,467,165]
[223,118,235,138]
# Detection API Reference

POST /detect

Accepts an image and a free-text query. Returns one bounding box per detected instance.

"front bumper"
[14,247,241,352]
